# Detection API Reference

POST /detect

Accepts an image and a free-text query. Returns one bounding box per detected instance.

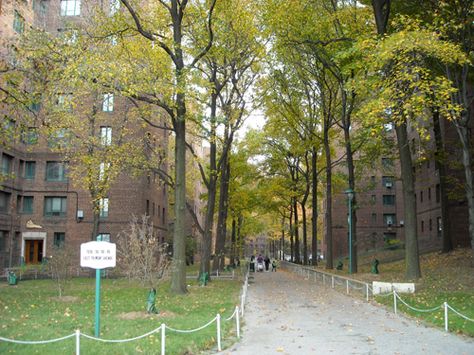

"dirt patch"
[49,296,79,302]
[118,310,176,320]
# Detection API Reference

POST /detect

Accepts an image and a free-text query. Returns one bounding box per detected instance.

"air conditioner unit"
[385,182,393,188]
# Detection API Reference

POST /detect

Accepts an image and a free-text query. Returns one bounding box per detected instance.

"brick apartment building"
[0,0,169,268]
[329,115,473,263]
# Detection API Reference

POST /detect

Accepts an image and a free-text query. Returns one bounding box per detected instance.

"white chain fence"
[281,261,474,333]
[0,269,250,355]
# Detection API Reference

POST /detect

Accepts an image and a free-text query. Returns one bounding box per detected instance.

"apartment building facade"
[0,0,169,269]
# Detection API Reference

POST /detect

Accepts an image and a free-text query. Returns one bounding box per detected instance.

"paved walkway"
[221,269,473,355]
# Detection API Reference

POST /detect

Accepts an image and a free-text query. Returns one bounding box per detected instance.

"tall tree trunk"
[230,218,236,266]
[301,202,308,265]
[293,197,300,264]
[432,110,453,252]
[200,83,218,278]
[311,147,318,266]
[281,216,285,260]
[454,119,474,258]
[395,123,421,279]
[341,92,358,273]
[324,124,333,269]
[214,157,230,271]
[171,116,188,293]
[290,203,294,262]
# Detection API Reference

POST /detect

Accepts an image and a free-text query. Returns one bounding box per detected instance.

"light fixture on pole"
[344,188,354,274]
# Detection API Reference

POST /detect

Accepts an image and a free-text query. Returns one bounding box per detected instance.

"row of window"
[421,217,442,236]
[418,185,441,204]
[0,193,109,217]
[370,175,395,188]
[2,156,68,182]
[146,199,166,225]
[371,213,397,226]
[370,194,396,206]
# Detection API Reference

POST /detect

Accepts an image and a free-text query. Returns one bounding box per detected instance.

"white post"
[393,291,397,315]
[323,274,325,285]
[161,323,166,355]
[444,302,448,332]
[217,314,222,351]
[240,294,245,316]
[236,306,240,338]
[332,276,334,288]
[366,284,369,302]
[217,269,219,277]
[346,280,349,294]
[75,329,80,355]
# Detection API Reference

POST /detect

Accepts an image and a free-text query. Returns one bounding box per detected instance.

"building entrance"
[24,239,43,264]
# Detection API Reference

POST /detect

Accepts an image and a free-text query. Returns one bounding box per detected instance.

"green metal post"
[95,268,101,337]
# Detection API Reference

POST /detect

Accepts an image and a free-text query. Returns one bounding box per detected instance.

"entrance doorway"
[24,239,43,264]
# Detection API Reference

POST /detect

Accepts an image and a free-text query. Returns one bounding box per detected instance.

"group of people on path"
[250,254,277,272]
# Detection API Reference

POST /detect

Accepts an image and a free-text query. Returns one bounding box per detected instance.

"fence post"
[444,302,448,332]
[75,329,80,355]
[332,276,334,288]
[393,291,397,315]
[346,280,349,294]
[217,314,222,351]
[161,323,165,355]
[366,284,369,302]
[323,274,325,285]
[236,306,240,338]
[240,294,245,317]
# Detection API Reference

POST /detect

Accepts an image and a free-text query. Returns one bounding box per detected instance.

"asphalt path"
[220,269,474,355]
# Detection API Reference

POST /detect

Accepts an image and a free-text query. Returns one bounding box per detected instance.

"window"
[152,202,155,216]
[429,218,432,231]
[44,197,67,217]
[146,199,150,216]
[13,10,25,34]
[57,94,73,112]
[420,190,423,203]
[24,161,36,180]
[22,127,39,145]
[1,154,13,176]
[60,0,81,16]
[162,207,165,224]
[370,176,375,185]
[381,158,393,169]
[99,162,110,181]
[22,196,34,214]
[437,217,442,238]
[0,231,7,252]
[53,232,65,247]
[383,214,396,226]
[33,0,48,17]
[421,220,424,233]
[0,192,11,213]
[100,126,112,145]
[383,195,395,206]
[371,213,377,223]
[371,195,376,203]
[48,129,69,148]
[99,198,109,218]
[102,93,114,112]
[382,176,394,188]
[96,233,110,242]
[436,184,440,203]
[46,162,67,181]
[109,0,120,15]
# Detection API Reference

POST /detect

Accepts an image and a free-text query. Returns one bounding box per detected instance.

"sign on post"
[80,241,116,269]
[80,241,116,338]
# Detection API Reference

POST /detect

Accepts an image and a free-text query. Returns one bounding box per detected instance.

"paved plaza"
[221,270,473,355]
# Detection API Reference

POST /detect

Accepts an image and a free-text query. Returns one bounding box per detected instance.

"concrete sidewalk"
[220,269,473,354]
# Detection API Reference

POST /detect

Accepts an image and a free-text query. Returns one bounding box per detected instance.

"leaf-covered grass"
[353,248,474,337]
[0,276,242,354]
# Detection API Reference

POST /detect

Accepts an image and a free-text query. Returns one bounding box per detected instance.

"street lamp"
[344,188,354,274]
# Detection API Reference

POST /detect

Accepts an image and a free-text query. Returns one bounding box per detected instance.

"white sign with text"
[80,241,116,269]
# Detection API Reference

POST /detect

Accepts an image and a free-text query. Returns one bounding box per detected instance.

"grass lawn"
[0,275,242,354]
[331,248,474,337]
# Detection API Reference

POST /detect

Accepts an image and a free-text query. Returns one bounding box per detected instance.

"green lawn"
[0,276,242,354]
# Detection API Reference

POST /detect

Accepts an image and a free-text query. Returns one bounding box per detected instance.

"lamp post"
[344,188,354,274]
